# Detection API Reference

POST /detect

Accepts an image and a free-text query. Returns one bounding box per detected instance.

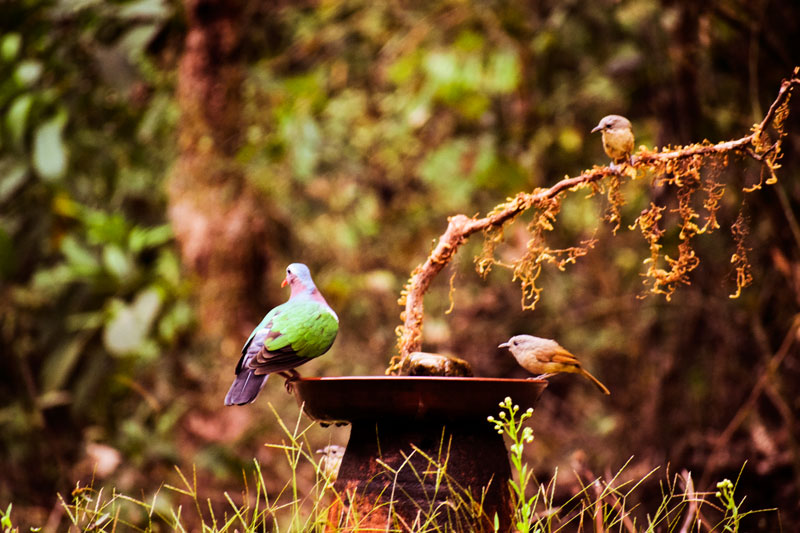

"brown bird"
[498,334,610,395]
[591,114,634,167]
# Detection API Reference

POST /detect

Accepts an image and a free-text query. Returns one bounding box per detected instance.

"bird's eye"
[512,340,518,346]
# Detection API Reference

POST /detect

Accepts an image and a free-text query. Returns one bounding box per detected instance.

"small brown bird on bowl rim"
[499,334,610,395]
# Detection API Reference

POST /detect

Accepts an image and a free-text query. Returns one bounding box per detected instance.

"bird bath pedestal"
[294,376,547,532]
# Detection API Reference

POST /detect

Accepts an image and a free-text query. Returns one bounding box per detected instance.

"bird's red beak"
[281,278,288,288]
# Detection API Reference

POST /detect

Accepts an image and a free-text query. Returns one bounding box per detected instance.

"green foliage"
[0,0,187,504]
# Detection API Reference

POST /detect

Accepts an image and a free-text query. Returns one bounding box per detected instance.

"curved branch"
[392,71,800,370]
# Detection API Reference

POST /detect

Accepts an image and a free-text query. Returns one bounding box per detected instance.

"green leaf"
[119,24,160,61]
[102,244,134,281]
[424,51,459,87]
[282,113,320,182]
[128,224,172,253]
[103,288,162,356]
[387,51,421,85]
[66,310,105,331]
[14,59,43,87]
[155,249,181,288]
[137,93,175,142]
[60,235,100,276]
[6,93,34,148]
[0,157,28,202]
[1,33,21,62]
[83,209,128,246]
[32,111,69,181]
[418,139,475,210]
[485,50,520,93]
[31,264,75,295]
[41,332,92,393]
[158,300,193,343]
[117,0,170,19]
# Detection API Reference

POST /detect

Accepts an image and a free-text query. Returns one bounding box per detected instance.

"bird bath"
[294,375,547,532]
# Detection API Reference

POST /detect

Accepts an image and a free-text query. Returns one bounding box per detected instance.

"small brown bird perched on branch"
[591,114,634,167]
[498,335,610,395]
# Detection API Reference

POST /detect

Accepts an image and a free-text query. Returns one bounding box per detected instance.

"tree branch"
[391,70,799,370]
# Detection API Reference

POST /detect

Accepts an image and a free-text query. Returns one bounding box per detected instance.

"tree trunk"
[168,0,267,344]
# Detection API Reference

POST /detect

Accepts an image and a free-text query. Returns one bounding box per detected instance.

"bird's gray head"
[282,263,316,296]
[498,334,546,354]
[591,114,632,133]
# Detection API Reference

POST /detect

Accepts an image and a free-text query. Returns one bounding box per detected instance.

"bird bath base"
[294,376,547,532]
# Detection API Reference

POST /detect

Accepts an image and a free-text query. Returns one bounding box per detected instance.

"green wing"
[265,300,338,359]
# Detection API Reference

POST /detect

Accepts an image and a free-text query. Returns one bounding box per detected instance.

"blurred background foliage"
[1,0,799,528]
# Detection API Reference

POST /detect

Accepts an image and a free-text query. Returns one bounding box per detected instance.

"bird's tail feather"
[224,370,268,405]
[580,368,611,395]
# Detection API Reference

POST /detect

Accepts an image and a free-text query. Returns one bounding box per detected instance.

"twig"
[599,473,637,533]
[391,72,800,366]
[592,479,606,533]
[678,470,711,533]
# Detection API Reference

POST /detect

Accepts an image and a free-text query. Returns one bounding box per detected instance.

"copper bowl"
[293,375,547,422]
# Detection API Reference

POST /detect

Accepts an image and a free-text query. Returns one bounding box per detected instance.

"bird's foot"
[610,161,627,174]
[610,158,634,175]
[279,369,302,393]
[532,373,554,380]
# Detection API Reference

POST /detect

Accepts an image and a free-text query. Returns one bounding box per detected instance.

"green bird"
[224,263,339,405]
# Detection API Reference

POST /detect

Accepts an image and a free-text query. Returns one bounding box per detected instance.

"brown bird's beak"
[498,341,510,349]
[591,124,603,133]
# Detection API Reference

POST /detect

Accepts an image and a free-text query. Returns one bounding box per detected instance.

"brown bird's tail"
[580,368,610,395]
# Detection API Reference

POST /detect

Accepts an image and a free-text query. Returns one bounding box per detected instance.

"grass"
[2,400,776,532]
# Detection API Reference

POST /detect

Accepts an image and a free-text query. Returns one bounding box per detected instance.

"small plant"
[712,468,774,533]
[716,479,741,532]
[1,504,18,533]
[488,396,537,533]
